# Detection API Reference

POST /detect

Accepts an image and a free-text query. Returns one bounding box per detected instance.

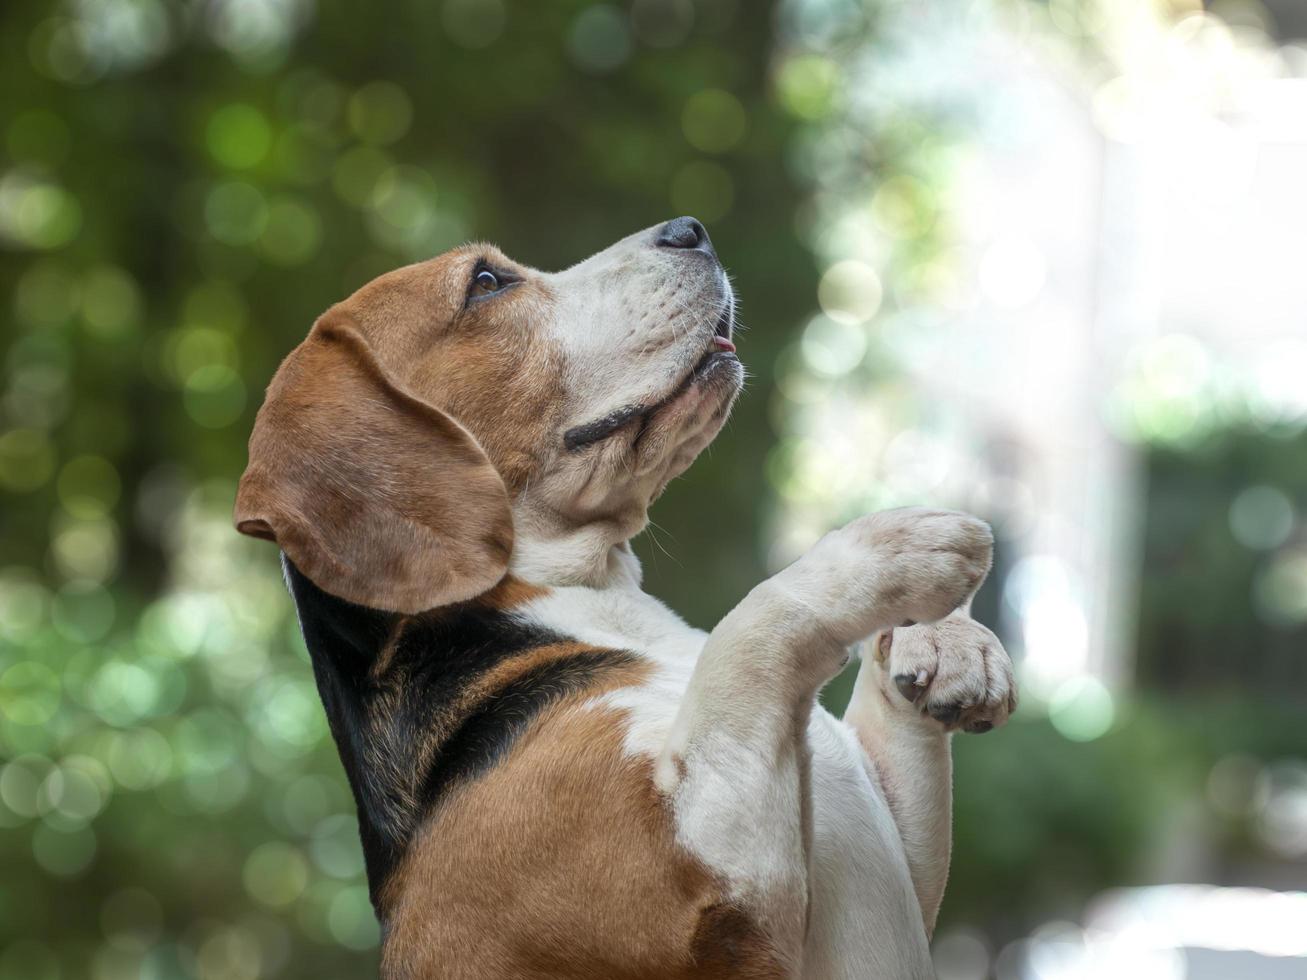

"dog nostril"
[656,216,713,254]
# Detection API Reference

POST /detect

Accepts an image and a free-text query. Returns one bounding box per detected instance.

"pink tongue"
[712,336,737,353]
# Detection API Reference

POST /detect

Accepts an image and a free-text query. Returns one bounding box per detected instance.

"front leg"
[844,612,1017,935]
[655,508,993,967]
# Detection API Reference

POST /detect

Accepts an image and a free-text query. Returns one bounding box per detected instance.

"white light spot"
[978,236,1046,309]
[817,260,883,325]
[1229,485,1294,550]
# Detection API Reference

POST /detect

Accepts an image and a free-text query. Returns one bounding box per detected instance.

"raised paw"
[847,507,993,633]
[874,615,1017,733]
[789,507,994,646]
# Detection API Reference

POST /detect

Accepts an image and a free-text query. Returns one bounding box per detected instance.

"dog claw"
[893,674,921,703]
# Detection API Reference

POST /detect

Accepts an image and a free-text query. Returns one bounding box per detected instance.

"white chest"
[520,582,933,978]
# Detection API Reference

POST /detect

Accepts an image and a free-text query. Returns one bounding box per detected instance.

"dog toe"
[927,702,962,726]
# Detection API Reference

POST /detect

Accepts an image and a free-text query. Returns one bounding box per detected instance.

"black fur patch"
[282,558,632,909]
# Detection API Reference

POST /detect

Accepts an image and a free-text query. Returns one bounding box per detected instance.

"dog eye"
[473,269,500,293]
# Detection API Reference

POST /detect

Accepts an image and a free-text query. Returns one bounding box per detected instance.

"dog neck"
[509,501,646,592]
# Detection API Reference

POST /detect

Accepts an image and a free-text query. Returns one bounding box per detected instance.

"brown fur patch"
[394,641,607,795]
[234,315,515,614]
[235,247,563,613]
[359,632,604,851]
[370,617,412,679]
[381,694,786,980]
[340,248,566,495]
[479,575,550,611]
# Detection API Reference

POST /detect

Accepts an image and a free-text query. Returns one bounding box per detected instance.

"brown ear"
[234,315,513,614]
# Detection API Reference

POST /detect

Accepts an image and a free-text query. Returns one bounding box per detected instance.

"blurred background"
[1,0,1305,977]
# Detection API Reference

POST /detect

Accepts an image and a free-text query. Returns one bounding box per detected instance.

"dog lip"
[562,337,740,453]
[648,346,739,425]
[689,346,737,378]
[627,348,738,452]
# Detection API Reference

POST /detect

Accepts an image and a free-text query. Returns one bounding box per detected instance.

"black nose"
[656,216,715,257]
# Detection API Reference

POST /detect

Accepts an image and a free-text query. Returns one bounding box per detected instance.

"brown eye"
[474,269,499,292]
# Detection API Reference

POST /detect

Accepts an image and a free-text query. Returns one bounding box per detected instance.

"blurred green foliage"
[1138,429,1307,694]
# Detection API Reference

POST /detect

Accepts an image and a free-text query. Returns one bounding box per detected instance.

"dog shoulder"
[282,560,637,892]
[285,561,783,977]
[382,696,788,980]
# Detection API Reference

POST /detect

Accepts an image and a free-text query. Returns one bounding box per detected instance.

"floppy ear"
[234,315,513,614]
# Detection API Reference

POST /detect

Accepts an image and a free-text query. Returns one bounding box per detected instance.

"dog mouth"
[670,344,739,400]
[562,302,740,453]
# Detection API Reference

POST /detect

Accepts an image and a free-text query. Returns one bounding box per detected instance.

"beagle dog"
[234,217,1017,979]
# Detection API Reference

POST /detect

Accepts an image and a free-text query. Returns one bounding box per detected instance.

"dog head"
[234,217,742,613]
